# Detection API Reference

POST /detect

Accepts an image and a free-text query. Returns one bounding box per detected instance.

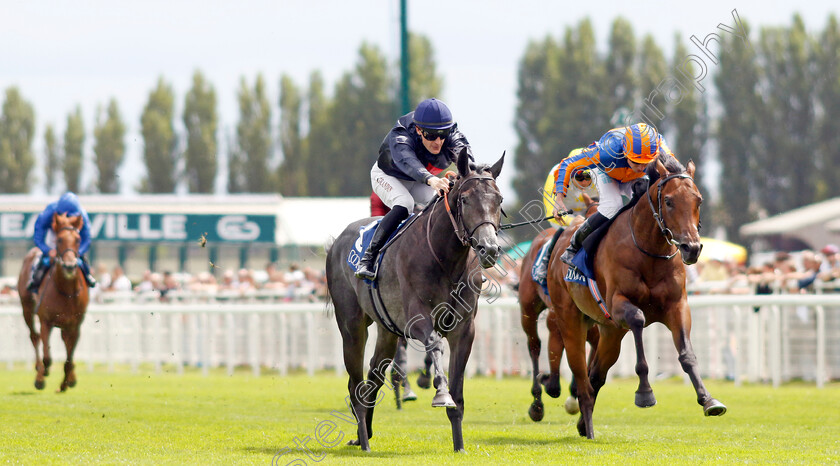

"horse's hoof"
[545,381,561,399]
[402,389,417,402]
[34,380,45,390]
[564,396,580,415]
[432,391,456,408]
[416,373,431,390]
[704,399,727,416]
[528,400,545,422]
[68,380,77,388]
[635,389,657,408]
[455,448,467,453]
[347,439,360,446]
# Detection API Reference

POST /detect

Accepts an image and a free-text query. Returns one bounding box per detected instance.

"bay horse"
[547,157,726,439]
[326,148,504,452]
[519,197,600,422]
[18,213,90,392]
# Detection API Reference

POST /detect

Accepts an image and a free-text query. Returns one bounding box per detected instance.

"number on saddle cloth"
[346,215,414,281]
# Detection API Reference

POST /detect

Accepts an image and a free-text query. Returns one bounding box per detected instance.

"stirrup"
[355,261,376,280]
[560,249,577,267]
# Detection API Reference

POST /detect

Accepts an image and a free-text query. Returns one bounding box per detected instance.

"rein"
[629,173,692,260]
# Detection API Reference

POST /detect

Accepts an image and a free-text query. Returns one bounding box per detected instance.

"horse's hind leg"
[59,325,81,392]
[333,294,371,450]
[362,327,400,440]
[391,338,407,409]
[522,296,548,421]
[22,300,42,388]
[665,307,727,416]
[560,313,596,439]
[416,348,433,389]
[36,320,53,390]
[565,326,601,415]
[544,308,564,400]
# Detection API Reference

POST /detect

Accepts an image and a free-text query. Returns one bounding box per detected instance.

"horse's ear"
[686,159,696,178]
[489,151,505,179]
[655,158,667,178]
[456,146,471,177]
[70,215,83,230]
[51,213,61,232]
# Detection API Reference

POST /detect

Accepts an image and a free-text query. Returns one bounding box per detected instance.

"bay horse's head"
[451,147,505,268]
[51,213,83,279]
[647,158,703,264]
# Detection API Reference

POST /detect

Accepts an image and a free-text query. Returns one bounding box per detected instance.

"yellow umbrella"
[698,237,747,264]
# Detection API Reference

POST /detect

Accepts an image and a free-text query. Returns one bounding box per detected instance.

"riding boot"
[27,260,49,293]
[560,212,609,267]
[355,205,410,280]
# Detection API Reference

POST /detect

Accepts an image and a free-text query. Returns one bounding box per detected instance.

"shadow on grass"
[8,391,37,396]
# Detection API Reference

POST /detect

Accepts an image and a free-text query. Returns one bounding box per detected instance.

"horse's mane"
[644,152,686,185]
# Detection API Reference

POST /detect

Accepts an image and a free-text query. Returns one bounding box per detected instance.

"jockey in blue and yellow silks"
[554,123,677,268]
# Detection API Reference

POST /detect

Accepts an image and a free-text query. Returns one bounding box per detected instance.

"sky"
[1,0,837,200]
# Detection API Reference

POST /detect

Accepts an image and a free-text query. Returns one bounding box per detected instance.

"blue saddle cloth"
[346,216,413,284]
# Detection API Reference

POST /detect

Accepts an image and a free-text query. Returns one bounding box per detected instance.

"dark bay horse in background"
[519,196,600,422]
[326,148,504,452]
[547,158,726,439]
[18,213,90,392]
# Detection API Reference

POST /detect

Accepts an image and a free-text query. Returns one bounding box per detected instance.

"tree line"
[0,15,838,243]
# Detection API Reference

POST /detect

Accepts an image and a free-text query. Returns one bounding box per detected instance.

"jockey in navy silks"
[355,98,474,280]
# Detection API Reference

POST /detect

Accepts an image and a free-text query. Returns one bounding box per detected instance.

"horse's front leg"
[622,303,657,408]
[445,319,475,453]
[665,303,727,416]
[59,325,81,392]
[405,311,454,408]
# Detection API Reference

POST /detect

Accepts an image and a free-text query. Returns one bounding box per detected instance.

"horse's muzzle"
[679,241,703,265]
[475,243,501,268]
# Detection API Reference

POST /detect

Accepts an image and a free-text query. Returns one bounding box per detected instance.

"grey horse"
[326,148,504,452]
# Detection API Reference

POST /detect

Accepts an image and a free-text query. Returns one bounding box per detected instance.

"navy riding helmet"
[413,98,454,130]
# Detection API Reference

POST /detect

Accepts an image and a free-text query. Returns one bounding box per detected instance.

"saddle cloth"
[346,216,413,284]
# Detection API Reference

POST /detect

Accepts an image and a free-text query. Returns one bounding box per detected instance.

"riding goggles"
[573,171,591,182]
[419,126,452,141]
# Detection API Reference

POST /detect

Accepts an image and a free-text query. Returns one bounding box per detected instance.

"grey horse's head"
[452,148,505,269]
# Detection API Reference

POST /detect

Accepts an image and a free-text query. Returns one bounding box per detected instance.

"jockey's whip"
[499,210,572,231]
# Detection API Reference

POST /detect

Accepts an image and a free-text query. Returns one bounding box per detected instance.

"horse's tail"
[323,236,335,317]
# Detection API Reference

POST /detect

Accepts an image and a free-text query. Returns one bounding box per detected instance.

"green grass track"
[0,365,838,464]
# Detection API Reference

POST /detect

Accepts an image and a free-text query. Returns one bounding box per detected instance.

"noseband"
[443,175,500,247]
[630,172,694,260]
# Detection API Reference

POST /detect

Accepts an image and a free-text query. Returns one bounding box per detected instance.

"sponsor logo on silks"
[564,266,586,285]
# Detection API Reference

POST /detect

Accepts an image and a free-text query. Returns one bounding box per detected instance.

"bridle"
[55,226,81,268]
[425,174,501,280]
[46,226,83,298]
[442,175,500,247]
[630,172,694,260]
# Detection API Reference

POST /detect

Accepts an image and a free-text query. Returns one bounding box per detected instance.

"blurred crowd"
[685,244,840,295]
[85,262,327,304]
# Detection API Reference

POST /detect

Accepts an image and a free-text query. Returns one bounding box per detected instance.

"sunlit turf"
[0,364,838,464]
